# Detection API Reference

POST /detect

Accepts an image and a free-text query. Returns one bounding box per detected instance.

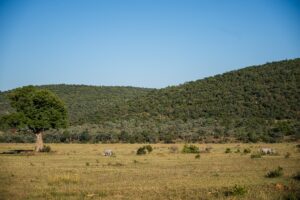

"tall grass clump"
[283,193,299,200]
[285,152,291,158]
[266,166,283,178]
[251,152,262,159]
[243,148,251,154]
[224,185,247,196]
[292,171,300,181]
[48,173,80,185]
[169,146,179,153]
[235,148,240,153]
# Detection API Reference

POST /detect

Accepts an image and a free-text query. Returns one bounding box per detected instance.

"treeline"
[1,117,298,143]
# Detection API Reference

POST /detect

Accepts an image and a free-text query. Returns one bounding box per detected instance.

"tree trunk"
[35,132,44,152]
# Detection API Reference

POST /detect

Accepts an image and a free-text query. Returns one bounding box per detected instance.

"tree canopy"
[7,86,67,133]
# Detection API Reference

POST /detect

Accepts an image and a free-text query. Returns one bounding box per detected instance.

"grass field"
[0,143,299,200]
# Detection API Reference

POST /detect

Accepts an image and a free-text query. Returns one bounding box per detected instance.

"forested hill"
[0,58,299,143]
[126,59,299,122]
[0,85,154,125]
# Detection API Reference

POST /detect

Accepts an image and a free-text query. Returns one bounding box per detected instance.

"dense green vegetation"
[4,86,68,151]
[0,59,299,143]
[0,85,152,125]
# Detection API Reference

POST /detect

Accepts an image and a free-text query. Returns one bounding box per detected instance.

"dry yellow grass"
[0,143,299,199]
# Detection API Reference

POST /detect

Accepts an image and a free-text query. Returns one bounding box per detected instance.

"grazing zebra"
[261,148,275,154]
[103,149,113,156]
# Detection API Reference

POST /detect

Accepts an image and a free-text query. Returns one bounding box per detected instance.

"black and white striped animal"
[103,149,113,156]
[261,148,276,154]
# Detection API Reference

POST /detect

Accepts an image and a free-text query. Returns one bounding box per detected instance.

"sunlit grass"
[0,143,299,199]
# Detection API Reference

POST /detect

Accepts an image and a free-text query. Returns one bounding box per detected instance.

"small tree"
[5,86,67,151]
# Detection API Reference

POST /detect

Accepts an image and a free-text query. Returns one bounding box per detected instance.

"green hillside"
[0,59,299,143]
[0,85,153,125]
[126,59,299,121]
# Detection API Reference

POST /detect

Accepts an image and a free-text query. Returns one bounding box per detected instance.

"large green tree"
[6,86,67,151]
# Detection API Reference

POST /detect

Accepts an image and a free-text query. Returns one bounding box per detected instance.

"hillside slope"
[0,85,153,125]
[125,59,299,121]
[0,59,299,143]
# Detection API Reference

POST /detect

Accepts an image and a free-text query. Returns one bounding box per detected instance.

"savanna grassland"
[0,143,299,200]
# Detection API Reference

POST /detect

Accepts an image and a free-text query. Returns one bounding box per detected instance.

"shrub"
[136,145,153,155]
[40,145,51,152]
[195,154,200,159]
[285,152,291,158]
[251,153,262,159]
[136,146,147,155]
[224,185,247,196]
[86,162,90,166]
[266,166,283,178]
[145,145,153,153]
[225,148,231,153]
[182,144,200,153]
[243,148,251,154]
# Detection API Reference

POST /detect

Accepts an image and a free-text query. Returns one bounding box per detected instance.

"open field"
[0,143,299,200]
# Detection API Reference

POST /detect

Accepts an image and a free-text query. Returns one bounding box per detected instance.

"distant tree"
[5,86,67,151]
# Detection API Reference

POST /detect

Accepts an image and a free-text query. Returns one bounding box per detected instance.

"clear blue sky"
[0,0,299,91]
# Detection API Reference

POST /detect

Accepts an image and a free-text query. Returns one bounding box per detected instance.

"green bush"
[136,145,153,155]
[182,144,200,154]
[145,145,153,153]
[266,166,283,178]
[136,146,147,155]
[224,185,247,196]
[225,148,231,153]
